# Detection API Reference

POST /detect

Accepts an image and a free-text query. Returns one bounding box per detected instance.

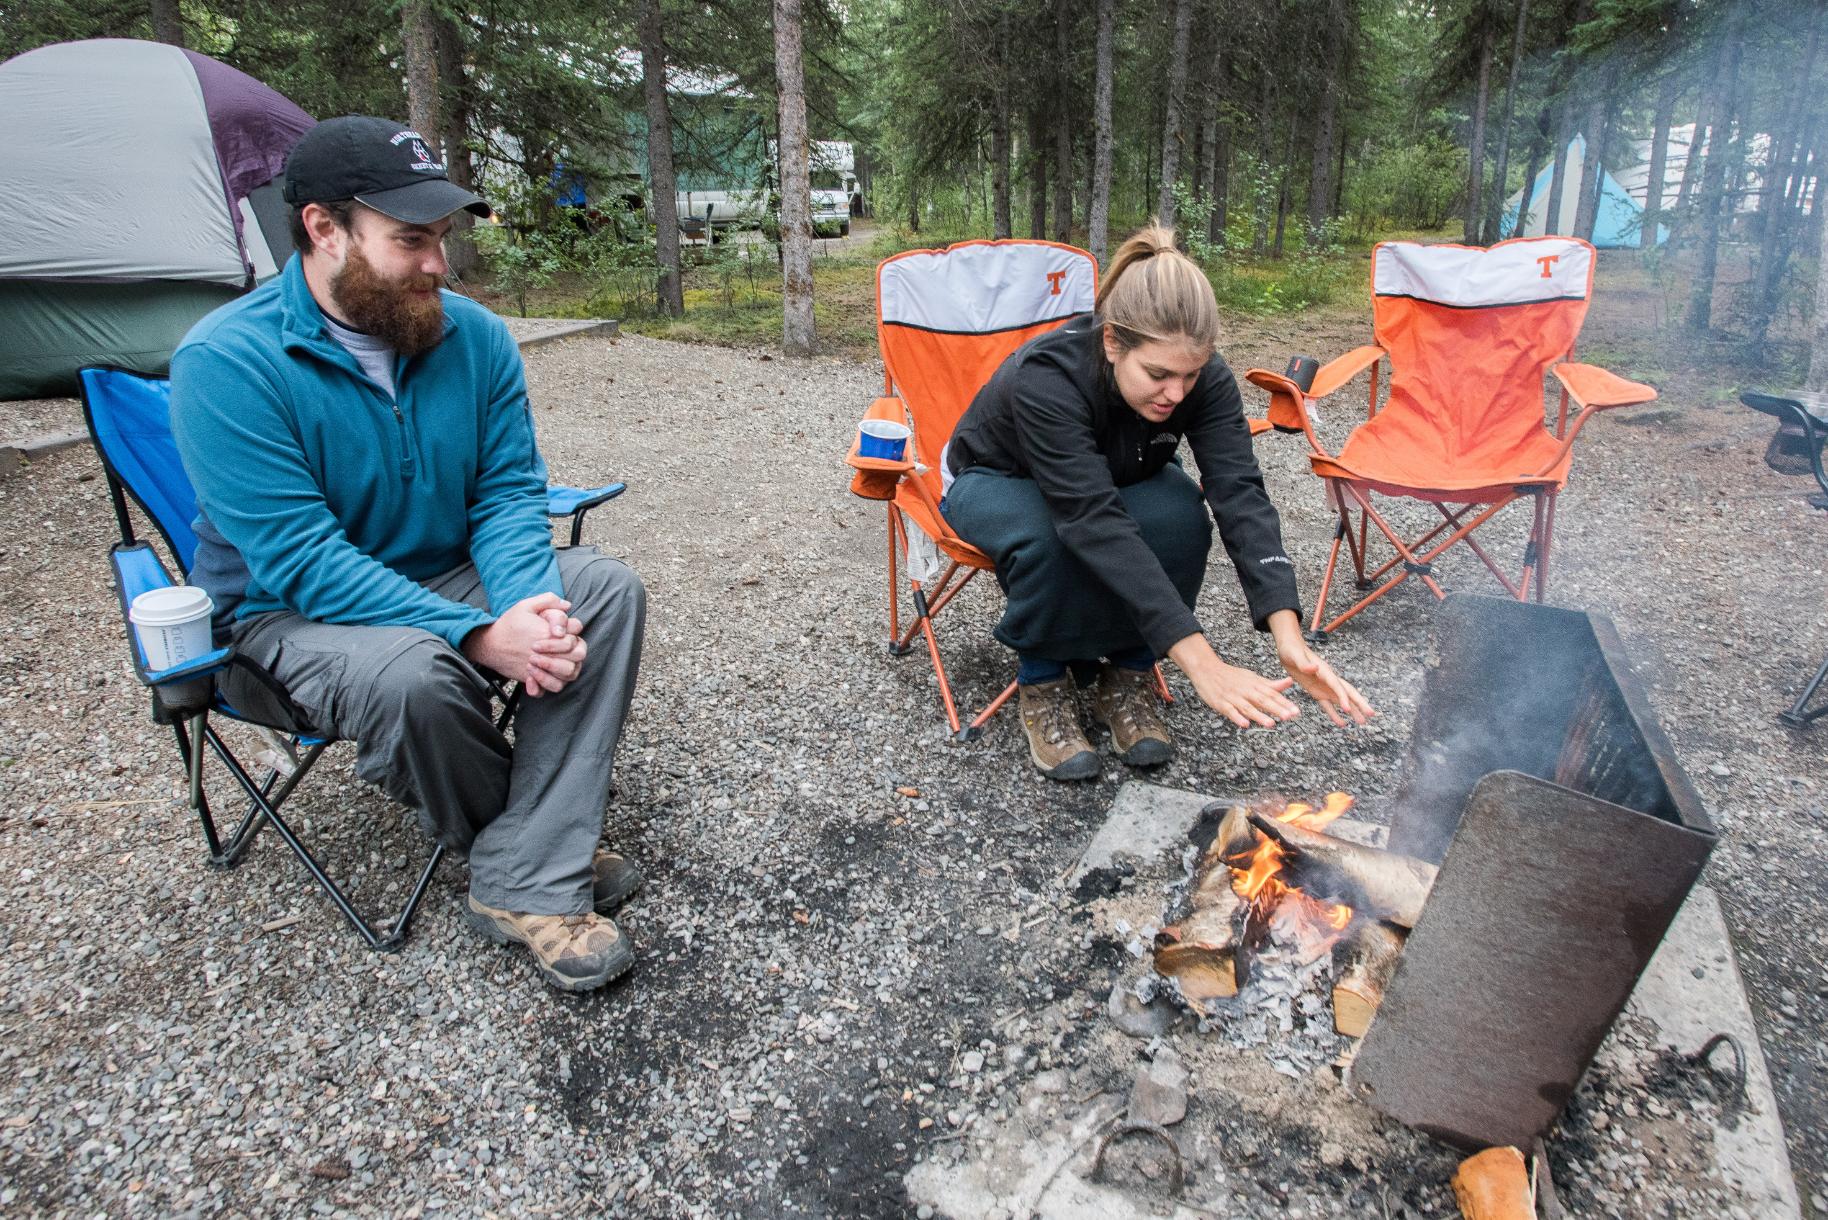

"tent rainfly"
[0,39,314,400]
[1500,134,1667,249]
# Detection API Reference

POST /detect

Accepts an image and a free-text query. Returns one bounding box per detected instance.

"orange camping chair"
[844,239,1102,741]
[1245,236,1656,639]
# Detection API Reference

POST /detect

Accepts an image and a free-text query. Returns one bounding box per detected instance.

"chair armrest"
[1553,363,1658,410]
[1310,345,1386,400]
[107,544,232,691]
[147,647,233,687]
[846,397,916,499]
[1244,369,1314,435]
[546,482,627,517]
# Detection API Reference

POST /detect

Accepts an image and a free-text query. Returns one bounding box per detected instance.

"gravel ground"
[0,263,1824,1217]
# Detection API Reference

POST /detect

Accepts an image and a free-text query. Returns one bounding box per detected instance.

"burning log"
[1156,793,1370,1010]
[1247,811,1438,928]
[1331,920,1406,1038]
[1450,1146,1535,1219]
[1153,861,1250,1006]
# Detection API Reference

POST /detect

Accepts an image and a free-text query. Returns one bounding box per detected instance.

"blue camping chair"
[78,365,627,950]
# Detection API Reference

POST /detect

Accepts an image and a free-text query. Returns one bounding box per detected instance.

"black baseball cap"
[283,116,491,224]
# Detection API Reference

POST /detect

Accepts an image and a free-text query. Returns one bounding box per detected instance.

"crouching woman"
[939,224,1373,781]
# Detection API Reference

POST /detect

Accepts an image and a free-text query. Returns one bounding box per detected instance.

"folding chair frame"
[862,405,1172,743]
[80,364,621,950]
[1739,390,1828,728]
[1249,333,1656,642]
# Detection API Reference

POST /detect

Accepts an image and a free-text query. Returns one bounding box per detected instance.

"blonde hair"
[1095,222,1219,356]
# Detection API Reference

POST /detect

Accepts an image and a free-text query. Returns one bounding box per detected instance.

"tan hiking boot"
[1017,678,1100,781]
[1090,664,1174,767]
[466,896,634,992]
[591,848,643,914]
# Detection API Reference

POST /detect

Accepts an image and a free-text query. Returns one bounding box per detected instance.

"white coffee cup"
[129,586,214,673]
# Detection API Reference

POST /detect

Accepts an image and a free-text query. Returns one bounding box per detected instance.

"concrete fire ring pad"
[905,782,1800,1219]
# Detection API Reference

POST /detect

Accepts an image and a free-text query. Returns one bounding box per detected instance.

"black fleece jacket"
[944,316,1300,655]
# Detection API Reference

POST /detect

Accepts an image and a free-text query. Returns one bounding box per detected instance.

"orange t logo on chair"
[1045,269,1067,295]
[1536,254,1559,278]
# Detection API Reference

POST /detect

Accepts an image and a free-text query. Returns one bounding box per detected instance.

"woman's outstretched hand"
[1268,611,1375,727]
[1167,613,1377,730]
[1168,633,1300,728]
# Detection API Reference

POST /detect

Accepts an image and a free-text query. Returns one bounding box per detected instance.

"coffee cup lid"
[129,585,213,627]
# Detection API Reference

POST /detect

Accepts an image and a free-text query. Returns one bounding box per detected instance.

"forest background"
[5,0,1827,377]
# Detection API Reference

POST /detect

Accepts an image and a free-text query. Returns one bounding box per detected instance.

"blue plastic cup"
[858,419,911,460]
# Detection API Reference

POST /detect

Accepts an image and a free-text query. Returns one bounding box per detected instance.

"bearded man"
[170,116,647,993]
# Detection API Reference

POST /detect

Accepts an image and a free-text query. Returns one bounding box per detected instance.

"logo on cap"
[389,128,443,172]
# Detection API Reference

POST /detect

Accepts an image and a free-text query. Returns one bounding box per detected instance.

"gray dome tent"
[0,39,314,399]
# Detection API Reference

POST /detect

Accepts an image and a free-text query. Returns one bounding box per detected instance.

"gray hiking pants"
[219,547,646,915]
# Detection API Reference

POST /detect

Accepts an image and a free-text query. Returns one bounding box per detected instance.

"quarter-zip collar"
[274,253,454,480]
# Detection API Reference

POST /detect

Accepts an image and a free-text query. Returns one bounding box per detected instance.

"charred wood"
[1246,811,1438,928]
[1332,920,1405,1038]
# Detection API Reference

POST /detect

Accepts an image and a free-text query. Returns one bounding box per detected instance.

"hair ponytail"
[1095,222,1220,356]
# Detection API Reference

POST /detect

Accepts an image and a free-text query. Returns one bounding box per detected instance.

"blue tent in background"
[1501,135,1667,248]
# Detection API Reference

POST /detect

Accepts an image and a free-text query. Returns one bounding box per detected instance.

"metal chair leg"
[1780,649,1828,728]
[195,722,445,951]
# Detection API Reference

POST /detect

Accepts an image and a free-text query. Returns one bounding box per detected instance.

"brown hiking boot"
[465,895,634,992]
[1017,678,1100,781]
[592,848,643,914]
[1090,664,1174,767]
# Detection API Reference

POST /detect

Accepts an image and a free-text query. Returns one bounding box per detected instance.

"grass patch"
[617,253,880,360]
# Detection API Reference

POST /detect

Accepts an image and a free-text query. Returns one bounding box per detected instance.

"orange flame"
[1230,792,1356,947]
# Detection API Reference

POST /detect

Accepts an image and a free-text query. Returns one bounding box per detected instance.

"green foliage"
[475,224,566,318]
[1342,134,1467,238]
[1173,182,1354,316]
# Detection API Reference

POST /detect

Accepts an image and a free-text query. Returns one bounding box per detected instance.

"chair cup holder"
[154,677,216,716]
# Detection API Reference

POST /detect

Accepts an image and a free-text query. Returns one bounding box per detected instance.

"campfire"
[1139,596,1718,1157]
[1152,791,1435,1040]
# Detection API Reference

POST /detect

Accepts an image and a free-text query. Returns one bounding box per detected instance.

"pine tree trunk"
[1089,0,1116,263]
[992,91,1013,239]
[1809,168,1828,391]
[1673,66,1719,227]
[1640,74,1677,249]
[1686,14,1744,333]
[1463,21,1495,244]
[640,0,685,316]
[1507,108,1547,238]
[1252,76,1276,255]
[1306,2,1341,240]
[1544,99,1573,234]
[150,0,184,46]
[1028,105,1049,239]
[1211,51,1230,248]
[1199,89,1220,239]
[1751,15,1823,316]
[1572,93,1610,242]
[435,15,478,279]
[774,0,816,353]
[1481,0,1530,243]
[401,1,440,150]
[1272,129,1293,257]
[1158,0,1194,226]
[856,146,874,216]
[1052,0,1074,241]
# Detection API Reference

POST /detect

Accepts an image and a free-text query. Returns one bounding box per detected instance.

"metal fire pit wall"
[1351,595,1717,1150]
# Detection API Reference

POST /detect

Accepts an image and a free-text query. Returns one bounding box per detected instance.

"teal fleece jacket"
[170,254,561,648]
